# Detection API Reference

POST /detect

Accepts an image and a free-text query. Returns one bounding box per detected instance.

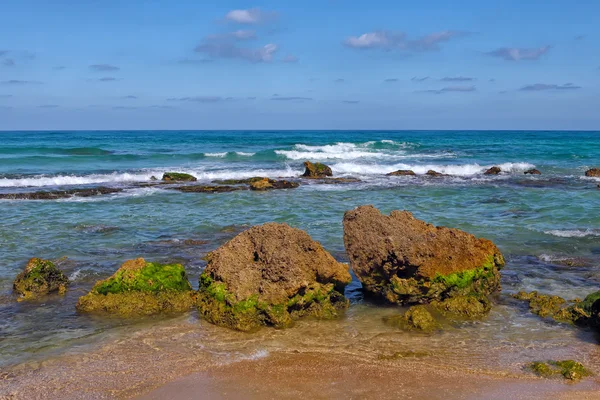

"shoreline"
[2,313,600,399]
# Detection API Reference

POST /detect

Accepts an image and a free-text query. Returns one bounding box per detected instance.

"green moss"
[13,258,69,300]
[76,291,196,316]
[513,290,600,326]
[385,305,440,332]
[432,295,491,318]
[93,261,191,295]
[529,360,593,381]
[197,272,348,331]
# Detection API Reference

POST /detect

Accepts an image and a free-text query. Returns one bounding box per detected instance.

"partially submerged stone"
[524,169,541,175]
[167,185,245,193]
[197,223,352,331]
[425,170,447,177]
[386,305,440,332]
[249,178,300,191]
[302,161,333,178]
[585,168,600,177]
[162,172,197,182]
[76,258,195,316]
[343,206,504,307]
[529,360,593,381]
[13,258,69,300]
[513,290,600,327]
[431,295,491,319]
[484,166,501,175]
[0,187,123,200]
[386,170,416,176]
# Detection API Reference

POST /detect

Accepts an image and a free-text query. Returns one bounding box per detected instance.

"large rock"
[197,223,352,331]
[302,161,333,178]
[13,258,69,300]
[343,206,504,305]
[484,166,501,175]
[585,168,600,177]
[76,258,195,316]
[387,170,416,176]
[524,169,541,175]
[249,178,300,191]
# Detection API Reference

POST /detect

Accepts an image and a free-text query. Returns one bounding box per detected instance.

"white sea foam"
[331,162,535,176]
[235,152,256,156]
[0,172,155,187]
[543,229,600,238]
[205,152,228,157]
[69,269,83,281]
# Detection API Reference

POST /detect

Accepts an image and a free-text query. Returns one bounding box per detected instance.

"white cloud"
[344,30,466,51]
[488,46,551,61]
[225,8,276,24]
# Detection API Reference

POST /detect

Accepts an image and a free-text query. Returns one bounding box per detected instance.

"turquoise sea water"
[1,130,599,367]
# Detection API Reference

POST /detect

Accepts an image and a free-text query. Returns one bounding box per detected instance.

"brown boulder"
[249,178,300,191]
[524,169,541,175]
[425,170,446,177]
[302,161,333,178]
[387,170,416,176]
[197,223,352,331]
[484,166,501,175]
[585,168,600,177]
[343,205,504,305]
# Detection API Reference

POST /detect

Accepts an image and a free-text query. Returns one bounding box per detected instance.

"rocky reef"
[302,161,333,178]
[385,305,440,332]
[162,172,198,182]
[425,170,447,177]
[386,170,416,176]
[343,206,504,314]
[76,258,195,316]
[0,187,123,200]
[484,166,501,175]
[13,258,69,300]
[249,178,300,191]
[196,223,352,331]
[524,168,541,175]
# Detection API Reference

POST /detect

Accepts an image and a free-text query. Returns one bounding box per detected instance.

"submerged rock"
[162,172,197,182]
[386,305,440,332]
[312,177,362,184]
[13,258,69,300]
[196,223,352,331]
[212,177,267,185]
[484,166,502,175]
[513,290,600,328]
[76,258,195,316]
[524,169,541,175]
[0,187,123,200]
[387,170,416,176]
[585,168,600,177]
[529,360,593,381]
[431,295,491,318]
[249,178,300,191]
[167,185,245,193]
[302,161,333,178]
[343,206,504,307]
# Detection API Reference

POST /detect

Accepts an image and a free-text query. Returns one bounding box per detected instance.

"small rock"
[250,178,300,191]
[162,172,197,182]
[387,170,416,176]
[13,258,69,300]
[302,161,333,178]
[524,169,541,175]
[425,170,446,177]
[585,168,600,177]
[150,176,158,181]
[484,166,502,175]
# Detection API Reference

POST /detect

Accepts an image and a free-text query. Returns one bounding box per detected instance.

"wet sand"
[2,311,600,400]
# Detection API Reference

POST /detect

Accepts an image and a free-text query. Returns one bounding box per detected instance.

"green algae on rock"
[161,172,197,182]
[529,360,593,381]
[196,223,352,331]
[76,258,195,316]
[343,206,504,309]
[431,294,491,319]
[13,258,69,300]
[513,290,600,328]
[385,305,440,332]
[249,178,300,191]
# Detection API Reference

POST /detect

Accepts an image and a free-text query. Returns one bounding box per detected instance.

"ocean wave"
[205,152,228,157]
[0,172,155,187]
[543,229,600,238]
[331,162,535,176]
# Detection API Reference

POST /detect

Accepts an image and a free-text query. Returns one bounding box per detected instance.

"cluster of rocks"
[11,205,599,342]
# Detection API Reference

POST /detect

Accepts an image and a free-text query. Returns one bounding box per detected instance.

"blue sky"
[0,0,599,130]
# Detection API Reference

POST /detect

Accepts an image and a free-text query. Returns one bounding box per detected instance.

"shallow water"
[1,130,599,370]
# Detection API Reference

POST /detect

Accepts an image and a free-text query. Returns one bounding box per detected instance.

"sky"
[0,0,599,130]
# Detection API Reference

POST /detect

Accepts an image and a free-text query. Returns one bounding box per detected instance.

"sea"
[1,130,599,370]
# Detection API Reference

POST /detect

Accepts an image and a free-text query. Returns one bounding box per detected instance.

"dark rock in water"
[249,178,300,191]
[529,360,592,381]
[425,170,447,177]
[343,205,504,307]
[196,223,352,331]
[484,166,502,175]
[150,176,158,181]
[302,161,333,178]
[385,305,440,332]
[387,170,416,176]
[524,169,541,175]
[166,185,246,193]
[0,187,123,200]
[585,168,600,177]
[162,172,197,182]
[431,295,491,318]
[13,258,69,301]
[76,258,195,316]
[513,178,568,188]
[212,177,266,185]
